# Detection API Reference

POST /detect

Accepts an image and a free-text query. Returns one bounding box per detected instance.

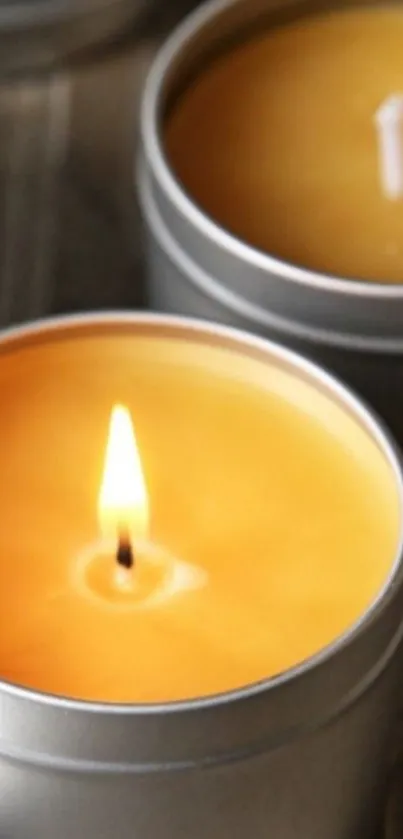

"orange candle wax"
[165,6,403,282]
[0,320,399,703]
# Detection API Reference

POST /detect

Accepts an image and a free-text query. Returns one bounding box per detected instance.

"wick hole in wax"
[73,539,207,611]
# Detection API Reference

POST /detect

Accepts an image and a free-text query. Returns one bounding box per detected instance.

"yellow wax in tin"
[0,329,398,702]
[166,6,403,282]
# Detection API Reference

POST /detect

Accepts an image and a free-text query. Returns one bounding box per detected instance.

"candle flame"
[98,405,149,543]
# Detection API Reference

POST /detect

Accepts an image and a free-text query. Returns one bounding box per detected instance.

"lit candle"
[75,403,205,607]
[0,315,399,704]
[165,6,403,282]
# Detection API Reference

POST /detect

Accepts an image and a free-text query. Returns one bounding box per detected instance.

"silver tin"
[0,312,403,839]
[138,0,403,442]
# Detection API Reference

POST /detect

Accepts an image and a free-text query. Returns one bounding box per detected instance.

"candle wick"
[116,532,134,570]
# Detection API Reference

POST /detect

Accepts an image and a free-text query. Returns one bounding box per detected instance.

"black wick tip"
[117,533,134,570]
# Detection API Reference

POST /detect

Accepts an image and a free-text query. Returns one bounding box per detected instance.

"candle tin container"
[1,312,403,839]
[138,0,403,444]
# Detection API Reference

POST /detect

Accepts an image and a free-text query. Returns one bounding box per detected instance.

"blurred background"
[0,0,196,324]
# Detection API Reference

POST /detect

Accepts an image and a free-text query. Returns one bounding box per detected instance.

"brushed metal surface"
[386,763,403,838]
[0,1,196,326]
[0,8,154,327]
[0,0,151,75]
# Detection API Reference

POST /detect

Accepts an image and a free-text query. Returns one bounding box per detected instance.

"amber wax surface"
[166,7,403,282]
[0,326,399,703]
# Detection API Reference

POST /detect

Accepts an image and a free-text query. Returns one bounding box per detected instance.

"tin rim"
[139,164,403,352]
[140,0,403,301]
[0,311,402,715]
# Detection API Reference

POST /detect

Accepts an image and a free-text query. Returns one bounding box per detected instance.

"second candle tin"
[138,0,403,443]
